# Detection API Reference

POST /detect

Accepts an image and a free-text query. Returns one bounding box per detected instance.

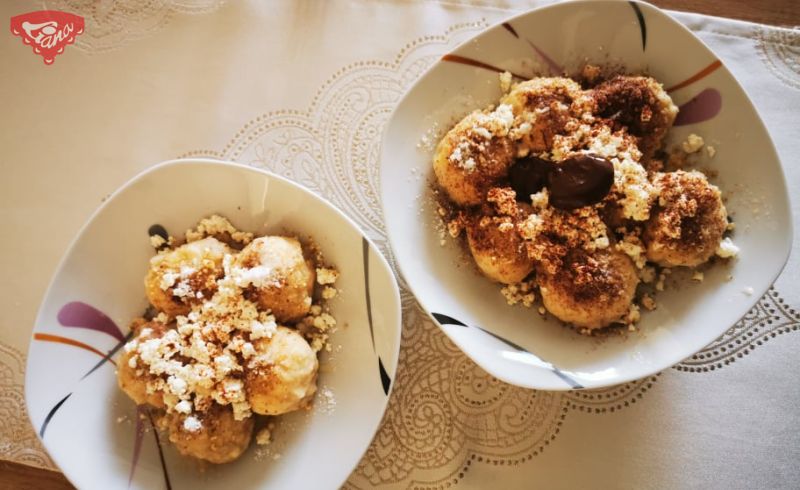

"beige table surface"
[1,0,798,489]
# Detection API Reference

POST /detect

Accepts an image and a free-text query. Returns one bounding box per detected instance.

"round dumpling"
[502,76,583,110]
[591,76,678,160]
[245,326,318,416]
[232,236,315,323]
[145,237,230,317]
[466,214,534,284]
[644,171,727,267]
[117,321,169,408]
[538,249,639,330]
[162,404,253,464]
[433,107,516,206]
[501,77,583,154]
[117,349,165,409]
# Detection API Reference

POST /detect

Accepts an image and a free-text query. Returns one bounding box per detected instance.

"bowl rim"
[379,0,793,390]
[25,157,403,487]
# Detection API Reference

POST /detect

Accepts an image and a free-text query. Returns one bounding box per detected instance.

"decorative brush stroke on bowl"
[25,159,401,490]
[381,0,792,390]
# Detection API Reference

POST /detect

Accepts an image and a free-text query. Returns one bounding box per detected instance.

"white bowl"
[25,159,401,489]
[381,0,792,390]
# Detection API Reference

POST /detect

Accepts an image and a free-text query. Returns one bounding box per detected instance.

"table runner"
[1,1,798,487]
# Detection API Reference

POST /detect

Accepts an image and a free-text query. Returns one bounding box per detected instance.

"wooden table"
[655,0,797,27]
[1,1,796,489]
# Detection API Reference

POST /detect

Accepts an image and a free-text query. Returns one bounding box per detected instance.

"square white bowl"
[381,0,792,390]
[26,159,401,489]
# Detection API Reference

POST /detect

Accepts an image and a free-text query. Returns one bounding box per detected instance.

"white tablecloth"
[1,1,798,488]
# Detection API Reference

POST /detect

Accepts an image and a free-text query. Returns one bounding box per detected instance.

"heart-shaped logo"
[10,10,84,65]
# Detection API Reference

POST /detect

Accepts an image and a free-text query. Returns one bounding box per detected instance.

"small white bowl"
[25,159,401,489]
[381,0,792,390]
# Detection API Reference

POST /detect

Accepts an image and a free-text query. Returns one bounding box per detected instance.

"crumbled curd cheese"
[682,133,705,153]
[183,416,202,433]
[150,234,167,249]
[500,280,536,307]
[185,215,254,245]
[499,71,513,93]
[715,237,739,258]
[616,239,647,269]
[472,126,493,140]
[175,400,192,414]
[530,188,549,209]
[594,236,610,249]
[316,268,339,285]
[256,427,272,445]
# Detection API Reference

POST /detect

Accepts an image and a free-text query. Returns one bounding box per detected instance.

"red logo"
[10,10,84,65]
